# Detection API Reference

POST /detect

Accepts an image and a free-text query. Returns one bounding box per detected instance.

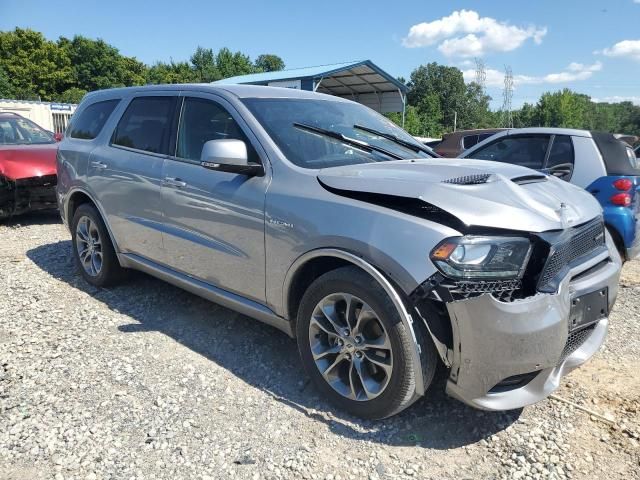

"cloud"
[593,96,640,106]
[462,62,602,87]
[598,39,640,61]
[402,10,547,57]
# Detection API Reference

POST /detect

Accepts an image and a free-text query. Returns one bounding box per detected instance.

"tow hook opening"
[489,371,540,393]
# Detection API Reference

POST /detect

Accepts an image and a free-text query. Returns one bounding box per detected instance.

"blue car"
[461,128,640,261]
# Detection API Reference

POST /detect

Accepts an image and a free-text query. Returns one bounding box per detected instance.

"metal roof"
[212,60,407,94]
[212,60,407,115]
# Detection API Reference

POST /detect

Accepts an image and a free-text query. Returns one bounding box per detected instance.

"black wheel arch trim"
[65,187,121,257]
[283,248,430,396]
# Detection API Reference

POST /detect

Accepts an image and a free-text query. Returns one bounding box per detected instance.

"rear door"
[88,93,178,263]
[160,93,269,302]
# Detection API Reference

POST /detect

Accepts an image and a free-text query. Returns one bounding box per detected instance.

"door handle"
[90,161,108,170]
[164,177,187,188]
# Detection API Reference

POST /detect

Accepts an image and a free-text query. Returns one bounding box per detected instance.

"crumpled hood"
[318,159,602,233]
[0,144,58,180]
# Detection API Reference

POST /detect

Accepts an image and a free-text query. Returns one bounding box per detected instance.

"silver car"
[57,85,621,419]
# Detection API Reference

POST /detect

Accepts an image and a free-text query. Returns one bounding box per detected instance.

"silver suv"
[57,85,622,419]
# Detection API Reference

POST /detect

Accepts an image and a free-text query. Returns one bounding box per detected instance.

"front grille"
[15,174,57,188]
[538,217,605,291]
[446,279,522,302]
[558,324,596,364]
[13,174,58,212]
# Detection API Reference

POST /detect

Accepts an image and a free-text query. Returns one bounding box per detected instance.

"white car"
[461,127,640,260]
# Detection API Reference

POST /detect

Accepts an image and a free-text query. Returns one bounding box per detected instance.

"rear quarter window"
[68,99,120,140]
[462,135,479,149]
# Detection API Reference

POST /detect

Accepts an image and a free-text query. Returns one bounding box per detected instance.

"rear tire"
[296,266,435,419]
[71,203,125,287]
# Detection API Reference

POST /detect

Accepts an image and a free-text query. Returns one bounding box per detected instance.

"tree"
[0,66,12,98]
[119,56,147,87]
[407,63,468,131]
[462,82,492,130]
[514,102,538,128]
[216,47,255,78]
[0,28,72,100]
[56,87,87,104]
[535,89,592,129]
[254,54,285,72]
[190,47,220,82]
[387,104,442,137]
[59,35,146,91]
[146,60,197,84]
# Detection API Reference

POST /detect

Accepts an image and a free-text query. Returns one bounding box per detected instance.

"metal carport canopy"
[212,60,407,116]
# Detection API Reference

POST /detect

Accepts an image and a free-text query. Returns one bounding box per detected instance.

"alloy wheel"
[308,293,393,401]
[75,215,103,277]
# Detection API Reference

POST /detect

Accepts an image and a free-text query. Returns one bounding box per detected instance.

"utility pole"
[501,65,514,128]
[453,110,457,132]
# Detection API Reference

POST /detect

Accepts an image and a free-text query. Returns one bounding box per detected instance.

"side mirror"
[200,139,264,176]
[53,132,63,142]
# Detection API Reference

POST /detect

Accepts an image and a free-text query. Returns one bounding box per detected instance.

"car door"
[88,93,178,263]
[466,134,552,171]
[160,94,269,303]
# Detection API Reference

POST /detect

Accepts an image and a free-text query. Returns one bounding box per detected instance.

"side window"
[546,135,574,168]
[112,96,176,154]
[477,132,495,143]
[68,99,119,140]
[471,136,550,169]
[462,135,479,149]
[176,97,259,163]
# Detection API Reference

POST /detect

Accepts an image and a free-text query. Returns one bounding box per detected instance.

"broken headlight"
[430,236,532,280]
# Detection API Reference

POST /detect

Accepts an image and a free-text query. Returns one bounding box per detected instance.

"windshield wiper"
[293,122,403,161]
[353,124,435,156]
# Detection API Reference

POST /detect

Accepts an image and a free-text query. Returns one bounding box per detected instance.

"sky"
[1,0,639,108]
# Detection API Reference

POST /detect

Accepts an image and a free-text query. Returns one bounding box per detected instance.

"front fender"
[283,248,428,397]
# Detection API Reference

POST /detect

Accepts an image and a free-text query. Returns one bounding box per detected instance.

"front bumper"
[443,234,621,411]
[0,175,57,219]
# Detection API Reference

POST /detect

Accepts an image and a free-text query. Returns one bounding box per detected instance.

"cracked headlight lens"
[430,236,532,280]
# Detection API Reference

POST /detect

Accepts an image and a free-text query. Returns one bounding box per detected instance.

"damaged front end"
[0,174,57,219]
[410,216,622,410]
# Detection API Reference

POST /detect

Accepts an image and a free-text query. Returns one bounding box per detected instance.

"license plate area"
[569,288,608,332]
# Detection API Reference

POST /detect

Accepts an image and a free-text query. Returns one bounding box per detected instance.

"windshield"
[242,98,435,168]
[0,117,55,145]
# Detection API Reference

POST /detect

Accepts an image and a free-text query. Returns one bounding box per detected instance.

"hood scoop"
[441,173,548,186]
[442,173,493,185]
[511,174,548,185]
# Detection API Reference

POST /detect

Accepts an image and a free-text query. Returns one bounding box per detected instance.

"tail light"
[613,178,633,191]
[611,192,632,207]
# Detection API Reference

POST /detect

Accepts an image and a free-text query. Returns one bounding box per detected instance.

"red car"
[0,112,59,219]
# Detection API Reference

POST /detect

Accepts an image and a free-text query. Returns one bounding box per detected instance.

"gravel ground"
[1,212,639,480]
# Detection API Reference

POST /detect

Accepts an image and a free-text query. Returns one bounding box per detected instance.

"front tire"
[296,266,433,419]
[71,203,125,287]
